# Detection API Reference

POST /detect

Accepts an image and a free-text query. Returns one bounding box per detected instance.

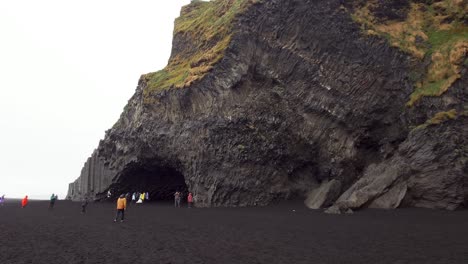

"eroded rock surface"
[67,0,467,210]
[305,180,342,209]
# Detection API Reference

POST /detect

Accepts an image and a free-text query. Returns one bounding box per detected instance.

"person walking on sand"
[140,192,145,203]
[81,197,89,214]
[145,192,149,201]
[132,192,136,202]
[21,195,28,208]
[174,191,181,207]
[187,192,193,208]
[0,194,5,206]
[49,193,57,209]
[114,194,127,222]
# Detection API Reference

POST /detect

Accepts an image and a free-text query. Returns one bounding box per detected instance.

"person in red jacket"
[114,194,127,222]
[187,192,193,208]
[21,195,28,208]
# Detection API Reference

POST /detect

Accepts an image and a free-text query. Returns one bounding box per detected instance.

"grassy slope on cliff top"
[143,0,256,96]
[143,0,466,108]
[351,0,467,106]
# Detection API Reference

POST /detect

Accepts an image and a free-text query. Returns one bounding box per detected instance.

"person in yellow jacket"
[114,194,127,222]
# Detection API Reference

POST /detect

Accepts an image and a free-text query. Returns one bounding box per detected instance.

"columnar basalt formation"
[66,150,115,200]
[68,0,467,210]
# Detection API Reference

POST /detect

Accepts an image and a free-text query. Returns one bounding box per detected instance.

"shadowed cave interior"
[111,162,188,201]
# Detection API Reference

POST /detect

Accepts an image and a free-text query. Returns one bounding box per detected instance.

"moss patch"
[350,0,468,106]
[414,109,458,129]
[143,0,257,97]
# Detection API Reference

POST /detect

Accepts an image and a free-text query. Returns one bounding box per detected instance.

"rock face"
[67,0,467,210]
[305,180,342,209]
[66,150,116,200]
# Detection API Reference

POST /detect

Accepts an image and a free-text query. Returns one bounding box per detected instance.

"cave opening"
[112,162,188,201]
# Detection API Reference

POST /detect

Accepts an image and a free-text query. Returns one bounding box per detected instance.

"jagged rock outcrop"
[68,0,467,210]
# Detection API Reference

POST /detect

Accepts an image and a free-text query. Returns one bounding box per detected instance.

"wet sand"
[0,199,467,264]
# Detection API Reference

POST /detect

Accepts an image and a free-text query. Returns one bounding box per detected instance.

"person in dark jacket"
[81,197,89,214]
[49,193,57,209]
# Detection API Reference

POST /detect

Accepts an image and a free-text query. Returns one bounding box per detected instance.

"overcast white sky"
[0,0,191,199]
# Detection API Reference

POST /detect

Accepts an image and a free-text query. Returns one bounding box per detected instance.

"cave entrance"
[113,162,187,201]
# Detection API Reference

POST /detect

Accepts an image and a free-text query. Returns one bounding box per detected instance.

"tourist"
[174,191,181,207]
[187,192,193,208]
[49,193,57,209]
[140,192,145,203]
[126,193,132,205]
[81,197,89,214]
[107,190,111,198]
[21,195,28,208]
[136,192,143,204]
[114,194,127,222]
[0,194,4,206]
[145,192,150,201]
[132,192,136,202]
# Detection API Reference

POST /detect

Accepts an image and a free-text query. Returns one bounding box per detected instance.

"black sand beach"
[1,200,467,264]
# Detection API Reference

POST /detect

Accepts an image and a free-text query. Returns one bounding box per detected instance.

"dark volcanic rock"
[68,0,468,210]
[305,179,342,209]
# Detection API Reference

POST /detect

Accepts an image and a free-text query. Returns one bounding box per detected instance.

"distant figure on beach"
[81,197,89,214]
[21,195,28,208]
[114,194,127,222]
[136,192,143,204]
[140,192,145,203]
[187,192,193,208]
[132,192,136,202]
[174,191,181,207]
[107,190,111,198]
[0,194,5,206]
[145,192,149,201]
[49,193,57,209]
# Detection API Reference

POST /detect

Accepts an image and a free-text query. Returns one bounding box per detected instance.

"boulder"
[305,180,341,209]
[369,182,407,209]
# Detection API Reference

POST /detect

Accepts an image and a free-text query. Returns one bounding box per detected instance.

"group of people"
[174,191,194,208]
[132,191,149,204]
[0,195,30,208]
[1,194,57,209]
[6,190,194,224]
[113,191,194,222]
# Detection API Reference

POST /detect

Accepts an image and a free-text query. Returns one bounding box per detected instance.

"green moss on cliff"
[351,0,468,106]
[414,109,458,129]
[143,0,257,96]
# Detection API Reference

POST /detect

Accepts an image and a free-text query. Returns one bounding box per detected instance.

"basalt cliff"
[67,0,467,211]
